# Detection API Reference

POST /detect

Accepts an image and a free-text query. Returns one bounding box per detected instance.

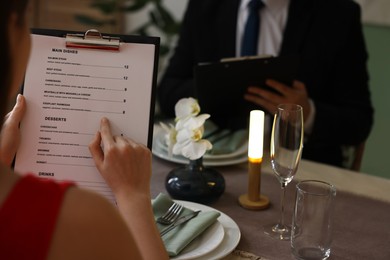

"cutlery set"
[157,202,183,225]
[157,202,201,236]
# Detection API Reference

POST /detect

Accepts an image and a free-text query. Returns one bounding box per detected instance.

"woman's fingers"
[89,131,104,169]
[99,117,116,150]
[4,94,26,128]
[89,117,115,170]
[0,94,26,166]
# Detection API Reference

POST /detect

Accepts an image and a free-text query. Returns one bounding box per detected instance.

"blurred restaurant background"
[28,0,390,179]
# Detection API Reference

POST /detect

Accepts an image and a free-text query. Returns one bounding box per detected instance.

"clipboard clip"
[66,29,120,51]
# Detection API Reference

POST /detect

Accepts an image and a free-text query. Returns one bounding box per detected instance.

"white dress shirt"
[236,0,315,135]
[236,0,289,57]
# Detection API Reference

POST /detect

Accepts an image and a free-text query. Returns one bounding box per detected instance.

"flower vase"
[165,157,225,204]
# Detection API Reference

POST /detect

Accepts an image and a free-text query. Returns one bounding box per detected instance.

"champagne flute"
[264,104,304,240]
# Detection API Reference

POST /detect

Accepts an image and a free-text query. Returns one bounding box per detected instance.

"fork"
[156,202,183,225]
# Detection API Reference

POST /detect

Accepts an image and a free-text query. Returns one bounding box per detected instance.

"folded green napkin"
[152,193,221,256]
[207,129,248,155]
[203,121,248,155]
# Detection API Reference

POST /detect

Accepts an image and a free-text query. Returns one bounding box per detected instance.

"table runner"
[151,157,390,259]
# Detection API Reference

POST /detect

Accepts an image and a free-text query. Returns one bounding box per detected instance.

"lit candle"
[248,110,265,162]
[239,110,269,210]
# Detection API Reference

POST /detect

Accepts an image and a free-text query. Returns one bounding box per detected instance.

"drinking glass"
[264,104,304,240]
[291,180,336,260]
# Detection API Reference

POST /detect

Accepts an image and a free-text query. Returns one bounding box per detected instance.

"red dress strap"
[0,174,74,260]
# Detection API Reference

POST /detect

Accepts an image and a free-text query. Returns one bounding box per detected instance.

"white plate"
[155,126,248,160]
[172,200,241,260]
[153,125,248,166]
[171,220,224,260]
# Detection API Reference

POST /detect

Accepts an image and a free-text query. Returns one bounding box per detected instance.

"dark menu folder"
[194,55,299,129]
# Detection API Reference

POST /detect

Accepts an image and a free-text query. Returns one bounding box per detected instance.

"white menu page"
[15,34,156,202]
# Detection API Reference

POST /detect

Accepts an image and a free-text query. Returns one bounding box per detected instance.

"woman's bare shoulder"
[47,187,142,260]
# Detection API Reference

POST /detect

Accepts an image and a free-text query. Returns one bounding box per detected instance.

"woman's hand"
[89,117,152,199]
[89,117,169,260]
[0,94,26,166]
[244,80,311,121]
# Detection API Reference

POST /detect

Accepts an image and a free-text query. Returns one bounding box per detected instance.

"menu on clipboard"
[14,29,160,202]
[194,55,299,130]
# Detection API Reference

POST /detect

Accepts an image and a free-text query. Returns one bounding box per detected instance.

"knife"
[160,210,201,236]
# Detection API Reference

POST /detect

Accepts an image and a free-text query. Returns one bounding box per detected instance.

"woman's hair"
[0,0,29,118]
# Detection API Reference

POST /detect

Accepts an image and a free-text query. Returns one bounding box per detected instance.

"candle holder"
[239,158,269,209]
[238,110,269,210]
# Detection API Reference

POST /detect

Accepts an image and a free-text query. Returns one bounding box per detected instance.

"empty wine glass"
[264,104,304,240]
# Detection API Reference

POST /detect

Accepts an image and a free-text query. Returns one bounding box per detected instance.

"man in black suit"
[157,0,374,168]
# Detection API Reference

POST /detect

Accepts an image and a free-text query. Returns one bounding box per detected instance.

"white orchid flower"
[176,125,204,143]
[174,97,200,121]
[176,113,210,131]
[173,114,213,160]
[163,97,213,160]
[159,122,177,157]
[173,139,212,160]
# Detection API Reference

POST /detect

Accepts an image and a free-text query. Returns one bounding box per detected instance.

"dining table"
[150,152,390,259]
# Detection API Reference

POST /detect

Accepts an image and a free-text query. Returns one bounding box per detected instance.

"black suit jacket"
[158,0,374,167]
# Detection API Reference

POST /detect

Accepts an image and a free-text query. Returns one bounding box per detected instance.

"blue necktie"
[241,0,264,56]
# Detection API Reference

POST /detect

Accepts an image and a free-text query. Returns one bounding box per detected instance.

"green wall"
[361,25,390,179]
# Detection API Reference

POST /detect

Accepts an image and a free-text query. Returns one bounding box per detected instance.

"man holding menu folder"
[157,0,374,168]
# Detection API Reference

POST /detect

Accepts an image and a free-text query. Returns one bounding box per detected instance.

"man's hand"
[0,94,26,166]
[244,79,311,120]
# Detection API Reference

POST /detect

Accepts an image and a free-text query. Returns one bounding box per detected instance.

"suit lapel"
[280,0,316,55]
[214,0,241,58]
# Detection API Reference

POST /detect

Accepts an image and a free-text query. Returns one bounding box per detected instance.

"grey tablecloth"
[151,157,390,260]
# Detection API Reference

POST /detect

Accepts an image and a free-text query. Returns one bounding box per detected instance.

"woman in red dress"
[0,1,168,259]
